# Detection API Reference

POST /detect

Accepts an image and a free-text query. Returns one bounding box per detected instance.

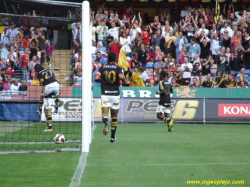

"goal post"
[81,0,92,153]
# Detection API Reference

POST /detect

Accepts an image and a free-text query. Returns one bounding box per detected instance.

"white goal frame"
[81,1,92,153]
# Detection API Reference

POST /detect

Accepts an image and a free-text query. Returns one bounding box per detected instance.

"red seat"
[210,64,217,76]
[148,75,154,80]
[150,80,155,86]
[146,69,154,76]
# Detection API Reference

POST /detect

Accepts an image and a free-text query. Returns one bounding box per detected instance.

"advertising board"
[205,99,250,122]
[42,98,203,122]
[0,102,39,121]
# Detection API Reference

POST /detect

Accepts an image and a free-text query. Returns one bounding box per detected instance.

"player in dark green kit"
[156,71,174,132]
[95,52,125,143]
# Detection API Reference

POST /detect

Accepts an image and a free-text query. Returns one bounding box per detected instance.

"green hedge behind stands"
[72,87,250,98]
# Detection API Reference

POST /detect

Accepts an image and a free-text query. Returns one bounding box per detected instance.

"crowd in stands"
[1,1,250,93]
[0,3,58,94]
[82,2,250,88]
[0,23,53,94]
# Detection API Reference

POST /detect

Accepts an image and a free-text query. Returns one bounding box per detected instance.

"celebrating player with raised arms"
[156,71,174,132]
[95,52,125,143]
[34,64,60,132]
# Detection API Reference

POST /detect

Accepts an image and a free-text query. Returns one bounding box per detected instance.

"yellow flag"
[215,1,220,24]
[216,1,220,15]
[125,73,131,84]
[118,49,129,71]
[131,72,145,87]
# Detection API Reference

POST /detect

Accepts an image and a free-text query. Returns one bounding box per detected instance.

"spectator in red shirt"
[22,35,30,48]
[5,60,15,76]
[123,7,133,21]
[231,31,242,50]
[146,43,155,63]
[108,38,121,60]
[21,47,30,80]
[141,25,152,44]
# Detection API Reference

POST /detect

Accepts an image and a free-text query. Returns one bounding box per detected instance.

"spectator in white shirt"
[96,21,109,48]
[168,70,174,83]
[161,20,173,34]
[92,26,96,46]
[10,78,21,95]
[120,14,129,26]
[210,32,221,62]
[220,21,233,37]
[108,14,123,40]
[9,45,17,62]
[197,23,209,36]
[138,67,151,87]
[71,22,82,43]
[120,32,131,56]
[92,41,97,56]
[28,55,39,70]
[130,21,141,41]
[181,5,190,22]
[181,56,193,85]
[199,31,211,43]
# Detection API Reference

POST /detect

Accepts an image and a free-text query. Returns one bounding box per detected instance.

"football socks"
[111,118,117,139]
[39,99,43,112]
[47,115,52,129]
[39,99,43,108]
[55,97,59,109]
[163,117,170,123]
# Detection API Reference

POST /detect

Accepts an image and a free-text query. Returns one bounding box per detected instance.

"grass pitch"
[0,123,249,187]
[0,122,81,151]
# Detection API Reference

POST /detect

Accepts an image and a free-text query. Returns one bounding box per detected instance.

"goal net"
[0,0,92,153]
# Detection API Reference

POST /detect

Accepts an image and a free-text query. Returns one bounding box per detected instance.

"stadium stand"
[0,0,250,93]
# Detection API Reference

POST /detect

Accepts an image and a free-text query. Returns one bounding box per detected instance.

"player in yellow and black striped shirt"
[217,74,228,88]
[226,74,237,88]
[201,73,214,88]
[171,77,180,87]
[156,71,174,132]
[214,71,222,85]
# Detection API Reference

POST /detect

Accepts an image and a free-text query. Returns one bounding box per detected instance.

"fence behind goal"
[0,1,93,153]
[0,53,86,153]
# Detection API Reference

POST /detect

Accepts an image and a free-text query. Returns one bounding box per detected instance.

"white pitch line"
[69,125,96,187]
[87,163,249,166]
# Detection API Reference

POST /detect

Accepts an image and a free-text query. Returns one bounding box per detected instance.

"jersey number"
[42,70,52,79]
[103,70,116,83]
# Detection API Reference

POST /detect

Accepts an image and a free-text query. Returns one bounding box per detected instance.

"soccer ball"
[54,134,65,144]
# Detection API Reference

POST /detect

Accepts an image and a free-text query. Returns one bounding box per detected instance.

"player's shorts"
[101,95,120,110]
[44,97,56,109]
[42,82,60,97]
[46,55,51,62]
[156,105,171,114]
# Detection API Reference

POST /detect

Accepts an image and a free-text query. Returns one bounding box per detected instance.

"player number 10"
[103,70,116,83]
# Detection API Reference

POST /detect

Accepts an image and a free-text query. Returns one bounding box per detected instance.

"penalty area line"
[69,125,96,187]
[87,162,250,166]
